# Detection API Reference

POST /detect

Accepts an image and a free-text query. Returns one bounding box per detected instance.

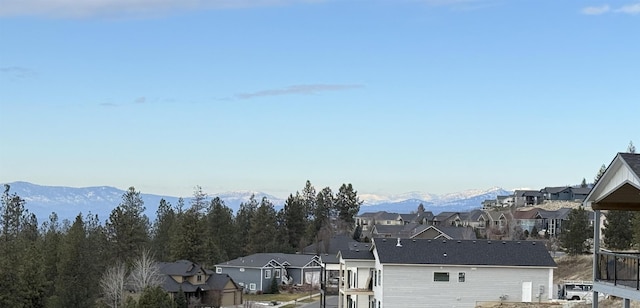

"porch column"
[592,209,601,308]
[338,262,343,308]
[623,298,630,308]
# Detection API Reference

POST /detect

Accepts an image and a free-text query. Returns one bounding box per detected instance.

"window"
[216,267,222,274]
[249,283,256,291]
[197,275,202,282]
[377,270,381,285]
[373,270,377,287]
[275,269,281,278]
[434,272,449,282]
[265,269,271,279]
[458,272,465,282]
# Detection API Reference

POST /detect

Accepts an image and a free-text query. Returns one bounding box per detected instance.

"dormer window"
[197,275,202,282]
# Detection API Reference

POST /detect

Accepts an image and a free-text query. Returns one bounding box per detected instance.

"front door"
[522,281,532,302]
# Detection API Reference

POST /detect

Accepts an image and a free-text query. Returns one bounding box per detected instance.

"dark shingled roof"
[338,242,374,260]
[374,238,556,268]
[158,260,239,293]
[620,153,640,178]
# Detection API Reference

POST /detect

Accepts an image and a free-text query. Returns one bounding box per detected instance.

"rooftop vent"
[457,240,461,243]
[443,253,447,257]
[502,241,506,244]
[396,238,402,247]
[487,241,492,244]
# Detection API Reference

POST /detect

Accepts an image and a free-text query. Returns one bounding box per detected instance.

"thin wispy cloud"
[0,0,325,18]
[134,96,146,104]
[0,66,37,81]
[236,84,364,99]
[581,2,640,15]
[581,5,610,15]
[616,2,640,14]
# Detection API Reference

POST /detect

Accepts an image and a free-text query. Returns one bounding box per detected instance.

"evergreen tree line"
[0,181,362,308]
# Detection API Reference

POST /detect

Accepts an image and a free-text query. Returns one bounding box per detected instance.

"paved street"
[300,295,337,308]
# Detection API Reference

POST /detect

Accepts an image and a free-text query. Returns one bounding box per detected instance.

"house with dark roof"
[158,260,242,307]
[541,186,573,201]
[215,253,322,294]
[355,211,403,233]
[585,152,640,305]
[338,238,557,308]
[514,190,544,207]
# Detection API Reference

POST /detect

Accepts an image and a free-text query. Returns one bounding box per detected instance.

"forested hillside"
[0,181,362,307]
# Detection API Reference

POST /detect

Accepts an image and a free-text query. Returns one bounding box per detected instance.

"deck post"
[592,209,601,308]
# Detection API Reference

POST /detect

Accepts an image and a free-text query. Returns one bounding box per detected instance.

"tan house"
[584,152,640,308]
[159,260,242,307]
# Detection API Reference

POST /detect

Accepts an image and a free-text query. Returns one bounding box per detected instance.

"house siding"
[217,266,264,293]
[378,265,552,308]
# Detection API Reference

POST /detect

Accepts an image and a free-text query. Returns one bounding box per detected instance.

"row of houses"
[483,186,592,208]
[156,152,640,307]
[355,206,592,239]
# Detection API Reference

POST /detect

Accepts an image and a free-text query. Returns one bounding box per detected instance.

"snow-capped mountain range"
[2,181,512,223]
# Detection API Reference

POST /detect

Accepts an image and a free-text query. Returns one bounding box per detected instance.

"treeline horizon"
[0,180,362,307]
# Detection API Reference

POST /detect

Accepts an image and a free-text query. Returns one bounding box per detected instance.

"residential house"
[513,209,543,235]
[338,238,557,308]
[541,186,573,201]
[432,212,464,227]
[158,260,242,307]
[538,208,572,237]
[355,211,403,233]
[368,223,428,239]
[585,152,640,306]
[486,210,512,232]
[514,190,544,207]
[571,187,591,201]
[482,199,497,209]
[461,209,489,229]
[496,195,515,207]
[215,253,322,294]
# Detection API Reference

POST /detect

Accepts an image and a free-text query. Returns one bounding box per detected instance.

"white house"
[339,238,557,308]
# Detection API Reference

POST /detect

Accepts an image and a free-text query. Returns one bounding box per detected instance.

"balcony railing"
[596,251,640,290]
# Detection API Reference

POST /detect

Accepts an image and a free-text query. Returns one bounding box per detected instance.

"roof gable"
[586,153,640,210]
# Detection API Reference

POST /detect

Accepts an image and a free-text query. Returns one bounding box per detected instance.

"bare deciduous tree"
[128,249,163,293]
[100,262,126,308]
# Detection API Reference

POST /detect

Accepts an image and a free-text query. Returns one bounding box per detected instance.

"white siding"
[378,265,552,308]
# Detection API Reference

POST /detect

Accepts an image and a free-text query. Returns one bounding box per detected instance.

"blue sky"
[1,0,638,199]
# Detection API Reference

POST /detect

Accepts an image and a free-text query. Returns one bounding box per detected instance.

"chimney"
[396,238,402,247]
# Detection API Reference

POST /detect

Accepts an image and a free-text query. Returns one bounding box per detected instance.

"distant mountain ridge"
[2,181,512,222]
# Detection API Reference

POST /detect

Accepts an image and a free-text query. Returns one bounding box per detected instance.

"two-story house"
[338,238,557,308]
[158,260,242,307]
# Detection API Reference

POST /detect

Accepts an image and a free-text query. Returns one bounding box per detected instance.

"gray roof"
[542,186,571,194]
[159,260,238,293]
[399,213,418,222]
[571,187,592,195]
[515,190,543,197]
[338,242,374,260]
[372,223,429,238]
[217,253,319,268]
[620,153,640,178]
[434,226,477,240]
[374,238,556,267]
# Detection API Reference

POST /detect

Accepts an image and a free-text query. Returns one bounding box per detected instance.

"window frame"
[433,272,450,282]
[458,272,465,282]
[216,267,222,274]
[265,269,271,279]
[249,283,256,291]
[274,269,281,278]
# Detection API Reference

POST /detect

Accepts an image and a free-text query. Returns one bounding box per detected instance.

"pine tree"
[580,178,587,188]
[55,214,97,307]
[170,208,205,263]
[594,164,607,185]
[603,210,634,250]
[206,197,237,262]
[628,140,636,153]
[151,199,175,261]
[235,195,258,255]
[633,212,640,249]
[560,207,591,255]
[137,286,173,308]
[106,187,150,263]
[175,286,187,308]
[247,197,278,253]
[283,193,307,251]
[335,184,363,232]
